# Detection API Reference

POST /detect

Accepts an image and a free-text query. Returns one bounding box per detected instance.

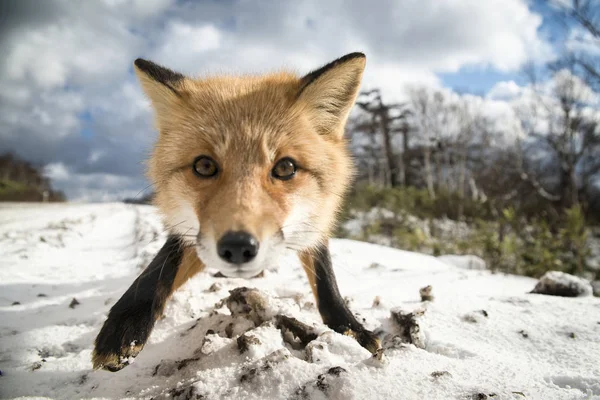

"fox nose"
[217,231,259,264]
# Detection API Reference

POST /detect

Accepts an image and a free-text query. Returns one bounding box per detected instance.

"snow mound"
[1,203,599,400]
[530,271,594,297]
[437,254,487,270]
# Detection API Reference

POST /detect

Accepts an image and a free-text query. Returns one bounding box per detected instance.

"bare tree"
[453,99,483,219]
[355,89,411,187]
[407,87,458,199]
[516,61,600,209]
[550,0,600,90]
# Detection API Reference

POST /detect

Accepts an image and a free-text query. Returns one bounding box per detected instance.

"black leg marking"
[312,245,381,354]
[92,235,184,372]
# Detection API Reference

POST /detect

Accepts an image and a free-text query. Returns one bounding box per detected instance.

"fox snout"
[216,231,259,264]
[191,206,288,278]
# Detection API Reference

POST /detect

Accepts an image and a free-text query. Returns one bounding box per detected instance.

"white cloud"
[0,0,560,200]
[44,162,71,182]
[566,26,600,56]
[151,21,222,69]
[499,68,600,146]
[44,161,145,202]
[487,80,523,101]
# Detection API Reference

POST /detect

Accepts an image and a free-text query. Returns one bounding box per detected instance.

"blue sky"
[0,0,587,201]
[440,0,568,94]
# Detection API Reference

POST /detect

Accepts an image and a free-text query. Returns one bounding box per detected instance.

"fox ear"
[133,58,186,116]
[296,52,366,139]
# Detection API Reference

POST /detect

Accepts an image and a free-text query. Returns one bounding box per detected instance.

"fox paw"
[92,340,145,372]
[92,309,154,372]
[344,328,382,354]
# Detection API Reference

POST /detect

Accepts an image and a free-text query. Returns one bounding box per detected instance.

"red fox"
[92,52,381,372]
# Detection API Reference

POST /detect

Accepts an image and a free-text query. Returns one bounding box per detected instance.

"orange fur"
[134,53,366,278]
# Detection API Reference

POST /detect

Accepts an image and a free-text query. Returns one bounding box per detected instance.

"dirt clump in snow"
[225,287,274,325]
[275,315,318,350]
[239,348,290,384]
[419,284,434,301]
[376,307,427,350]
[462,309,489,323]
[237,333,262,354]
[291,366,348,399]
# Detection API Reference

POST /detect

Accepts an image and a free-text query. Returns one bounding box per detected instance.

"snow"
[1,202,599,400]
[437,255,488,271]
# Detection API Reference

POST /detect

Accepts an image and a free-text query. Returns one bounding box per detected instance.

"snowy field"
[0,203,599,400]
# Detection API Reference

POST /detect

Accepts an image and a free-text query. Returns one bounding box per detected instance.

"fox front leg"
[92,235,202,372]
[300,243,381,354]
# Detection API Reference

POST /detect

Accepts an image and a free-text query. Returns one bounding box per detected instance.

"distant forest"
[0,152,66,202]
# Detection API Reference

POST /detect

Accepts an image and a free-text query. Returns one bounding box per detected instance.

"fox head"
[134,53,365,278]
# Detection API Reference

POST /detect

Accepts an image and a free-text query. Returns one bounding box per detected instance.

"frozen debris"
[437,254,487,270]
[388,308,426,349]
[152,357,201,377]
[68,298,80,309]
[518,330,529,339]
[11,301,20,306]
[275,315,318,350]
[225,287,319,350]
[175,357,201,371]
[31,361,42,371]
[419,285,434,302]
[372,296,382,308]
[237,333,261,354]
[239,348,290,384]
[292,366,348,399]
[199,331,231,356]
[38,345,66,359]
[153,385,205,400]
[362,348,388,368]
[462,310,488,324]
[431,370,452,379]
[206,282,221,293]
[529,271,593,297]
[226,287,274,325]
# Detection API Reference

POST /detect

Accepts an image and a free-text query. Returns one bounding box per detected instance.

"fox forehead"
[153,74,329,171]
[182,72,300,127]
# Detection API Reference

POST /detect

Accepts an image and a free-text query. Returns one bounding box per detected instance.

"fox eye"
[272,157,297,180]
[193,156,219,178]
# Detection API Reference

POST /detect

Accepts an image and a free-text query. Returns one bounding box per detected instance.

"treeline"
[0,152,66,202]
[346,1,600,224]
[347,77,600,224]
[123,192,154,205]
[338,1,600,280]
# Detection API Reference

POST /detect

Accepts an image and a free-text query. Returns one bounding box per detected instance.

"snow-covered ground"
[0,203,599,400]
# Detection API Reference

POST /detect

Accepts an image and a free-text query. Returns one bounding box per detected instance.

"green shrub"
[337,185,594,280]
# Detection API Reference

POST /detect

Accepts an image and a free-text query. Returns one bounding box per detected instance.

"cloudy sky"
[0,0,579,201]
